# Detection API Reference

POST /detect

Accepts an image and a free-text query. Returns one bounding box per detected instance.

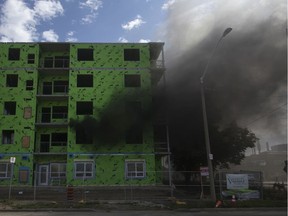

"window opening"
[26,80,33,90]
[44,57,53,68]
[0,163,11,178]
[50,163,66,178]
[77,74,93,87]
[74,161,94,179]
[77,49,94,61]
[124,48,140,61]
[76,128,93,144]
[27,54,35,64]
[6,74,18,87]
[8,48,20,60]
[125,160,146,179]
[76,101,93,115]
[124,74,141,87]
[4,102,16,115]
[2,130,14,144]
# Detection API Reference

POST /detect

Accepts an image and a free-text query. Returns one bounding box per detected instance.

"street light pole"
[200,27,232,202]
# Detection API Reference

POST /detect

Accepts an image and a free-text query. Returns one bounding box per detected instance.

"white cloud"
[34,0,64,20]
[0,0,64,42]
[81,13,97,24]
[80,0,102,11]
[66,31,78,42]
[122,15,146,30]
[0,0,37,42]
[118,37,128,43]
[162,0,176,10]
[139,39,151,43]
[79,0,102,24]
[42,29,59,42]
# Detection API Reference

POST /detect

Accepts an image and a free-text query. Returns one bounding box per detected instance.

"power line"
[244,103,287,127]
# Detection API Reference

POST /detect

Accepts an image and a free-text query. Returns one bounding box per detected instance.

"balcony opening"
[44,57,53,68]
[40,134,50,152]
[43,82,52,95]
[51,133,67,146]
[52,106,68,119]
[77,49,94,61]
[53,80,69,93]
[8,48,20,61]
[54,56,69,68]
[124,48,140,61]
[41,107,51,123]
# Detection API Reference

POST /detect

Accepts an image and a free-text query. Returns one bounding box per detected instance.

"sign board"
[200,166,209,176]
[226,174,248,189]
[10,157,16,164]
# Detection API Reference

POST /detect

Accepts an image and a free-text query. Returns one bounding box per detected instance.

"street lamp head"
[222,27,232,38]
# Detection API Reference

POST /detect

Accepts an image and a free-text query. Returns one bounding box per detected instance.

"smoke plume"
[162,0,287,150]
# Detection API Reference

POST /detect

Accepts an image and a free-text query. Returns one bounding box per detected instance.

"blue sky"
[0,0,175,43]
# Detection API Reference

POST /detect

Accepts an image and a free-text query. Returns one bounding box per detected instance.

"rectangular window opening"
[8,48,20,61]
[54,56,69,68]
[76,128,93,144]
[77,74,93,87]
[27,54,35,64]
[125,160,145,179]
[124,74,141,87]
[74,161,94,179]
[76,101,93,115]
[0,163,11,179]
[2,130,15,144]
[4,102,16,115]
[6,74,18,87]
[26,80,33,90]
[50,163,66,178]
[124,48,140,61]
[77,49,94,61]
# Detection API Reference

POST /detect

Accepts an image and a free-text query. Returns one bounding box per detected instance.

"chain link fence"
[0,170,264,202]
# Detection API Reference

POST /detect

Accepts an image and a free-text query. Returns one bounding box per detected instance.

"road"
[1,209,286,216]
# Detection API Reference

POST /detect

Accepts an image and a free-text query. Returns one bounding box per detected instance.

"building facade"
[0,42,168,187]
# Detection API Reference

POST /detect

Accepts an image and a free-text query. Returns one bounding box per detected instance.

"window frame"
[2,130,15,144]
[74,161,94,179]
[50,163,66,179]
[0,162,11,179]
[27,54,35,64]
[125,160,146,179]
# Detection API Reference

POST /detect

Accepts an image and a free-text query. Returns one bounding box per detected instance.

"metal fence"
[0,170,265,202]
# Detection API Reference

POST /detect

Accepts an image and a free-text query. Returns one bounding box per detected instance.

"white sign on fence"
[226,174,249,189]
[200,167,209,176]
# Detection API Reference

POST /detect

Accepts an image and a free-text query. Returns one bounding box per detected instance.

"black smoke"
[161,0,287,152]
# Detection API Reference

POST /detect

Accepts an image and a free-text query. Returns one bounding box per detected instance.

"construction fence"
[0,170,264,202]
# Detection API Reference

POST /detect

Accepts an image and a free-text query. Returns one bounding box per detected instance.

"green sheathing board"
[0,42,161,186]
[0,43,39,185]
[66,43,156,185]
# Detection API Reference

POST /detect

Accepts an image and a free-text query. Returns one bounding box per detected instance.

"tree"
[171,122,257,177]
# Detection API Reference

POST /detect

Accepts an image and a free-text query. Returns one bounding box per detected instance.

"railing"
[40,112,68,122]
[41,84,69,94]
[41,58,69,68]
[150,60,165,69]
